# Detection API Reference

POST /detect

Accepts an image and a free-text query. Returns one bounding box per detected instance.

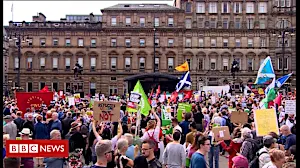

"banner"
[93,101,121,122]
[177,103,192,122]
[285,100,296,114]
[16,92,54,116]
[254,109,279,136]
[161,106,173,135]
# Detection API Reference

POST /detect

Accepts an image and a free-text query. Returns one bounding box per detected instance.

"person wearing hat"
[232,155,249,168]
[3,115,17,140]
[257,135,277,168]
[19,128,34,168]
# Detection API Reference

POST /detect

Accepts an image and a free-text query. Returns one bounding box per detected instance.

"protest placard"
[93,101,121,122]
[177,103,192,122]
[230,111,248,124]
[285,100,296,114]
[212,126,230,141]
[68,97,75,106]
[254,109,279,136]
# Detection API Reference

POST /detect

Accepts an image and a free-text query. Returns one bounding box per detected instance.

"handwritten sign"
[254,109,279,136]
[285,100,296,114]
[129,92,141,103]
[212,126,230,141]
[230,111,248,124]
[93,101,120,122]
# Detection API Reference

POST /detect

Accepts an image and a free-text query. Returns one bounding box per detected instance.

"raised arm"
[92,119,102,141]
[116,120,123,139]
[153,110,161,128]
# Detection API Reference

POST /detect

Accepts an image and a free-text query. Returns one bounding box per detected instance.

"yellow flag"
[175,61,189,72]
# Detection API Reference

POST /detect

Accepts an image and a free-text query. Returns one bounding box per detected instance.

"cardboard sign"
[254,109,279,136]
[177,103,192,122]
[212,126,231,141]
[93,101,121,122]
[285,100,296,114]
[230,111,248,124]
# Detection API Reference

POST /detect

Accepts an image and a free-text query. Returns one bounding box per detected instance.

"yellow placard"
[258,88,265,95]
[254,109,279,136]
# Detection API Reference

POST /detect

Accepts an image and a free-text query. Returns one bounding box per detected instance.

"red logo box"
[6,140,69,158]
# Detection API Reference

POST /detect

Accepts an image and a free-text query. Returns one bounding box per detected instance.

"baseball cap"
[232,155,248,168]
[263,135,276,146]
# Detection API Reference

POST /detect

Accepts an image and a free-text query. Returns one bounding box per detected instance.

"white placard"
[285,100,296,114]
[219,131,224,138]
[130,92,141,103]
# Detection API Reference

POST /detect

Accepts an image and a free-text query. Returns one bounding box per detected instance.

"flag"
[161,106,171,126]
[274,93,282,106]
[175,71,192,92]
[175,61,189,72]
[183,90,193,100]
[156,85,161,98]
[170,91,178,103]
[39,86,49,93]
[148,88,154,104]
[265,77,276,95]
[129,80,151,116]
[255,56,275,85]
[275,73,293,88]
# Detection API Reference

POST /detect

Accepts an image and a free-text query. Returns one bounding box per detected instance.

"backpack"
[223,116,233,133]
[245,138,263,162]
[249,150,268,168]
[147,131,159,152]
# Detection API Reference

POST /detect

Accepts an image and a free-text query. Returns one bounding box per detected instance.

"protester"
[43,130,64,168]
[279,125,296,152]
[19,128,34,168]
[34,115,49,139]
[14,111,25,133]
[61,112,74,138]
[4,158,21,168]
[240,127,256,162]
[232,155,248,168]
[3,134,9,159]
[262,149,286,168]
[3,115,17,140]
[258,135,277,168]
[133,156,149,168]
[91,140,113,168]
[141,140,162,168]
[190,135,210,168]
[115,138,134,168]
[185,122,197,148]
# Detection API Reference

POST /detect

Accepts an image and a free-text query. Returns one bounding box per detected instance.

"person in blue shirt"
[190,135,210,168]
[280,125,296,151]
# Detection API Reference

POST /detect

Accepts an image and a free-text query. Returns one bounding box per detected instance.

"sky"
[3,1,174,25]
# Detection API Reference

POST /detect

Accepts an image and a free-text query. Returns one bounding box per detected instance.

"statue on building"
[73,61,83,78]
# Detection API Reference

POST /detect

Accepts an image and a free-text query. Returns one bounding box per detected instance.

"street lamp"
[272,20,295,75]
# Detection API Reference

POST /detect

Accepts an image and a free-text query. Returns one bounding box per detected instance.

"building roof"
[102,4,182,11]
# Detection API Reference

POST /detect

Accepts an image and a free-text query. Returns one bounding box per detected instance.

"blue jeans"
[208,145,220,168]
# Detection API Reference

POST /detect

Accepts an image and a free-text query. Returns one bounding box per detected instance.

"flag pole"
[11,3,14,21]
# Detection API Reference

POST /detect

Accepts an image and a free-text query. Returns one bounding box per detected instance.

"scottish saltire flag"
[255,56,275,84]
[276,73,293,88]
[176,71,191,92]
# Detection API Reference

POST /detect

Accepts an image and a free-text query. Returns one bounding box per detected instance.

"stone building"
[5,1,296,95]
[3,27,9,95]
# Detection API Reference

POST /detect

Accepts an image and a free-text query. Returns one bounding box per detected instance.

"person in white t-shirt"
[140,110,161,142]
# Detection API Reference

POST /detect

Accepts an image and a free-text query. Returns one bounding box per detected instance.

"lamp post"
[272,20,295,75]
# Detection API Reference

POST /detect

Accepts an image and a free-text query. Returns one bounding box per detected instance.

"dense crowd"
[2,91,296,168]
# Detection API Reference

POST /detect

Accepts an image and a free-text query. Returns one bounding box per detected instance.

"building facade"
[5,1,296,95]
[3,27,9,95]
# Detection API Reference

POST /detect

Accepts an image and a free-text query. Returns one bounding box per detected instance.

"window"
[155,38,159,47]
[223,18,229,29]
[223,58,228,70]
[125,39,131,47]
[40,38,46,46]
[140,17,145,27]
[260,19,266,29]
[286,0,291,7]
[248,58,253,71]
[168,58,174,70]
[235,18,241,29]
[65,38,71,46]
[248,39,253,47]
[198,18,204,28]
[168,18,174,26]
[111,38,117,47]
[259,2,267,13]
[111,17,116,26]
[39,82,45,90]
[78,38,84,46]
[260,38,266,47]
[27,82,33,92]
[90,83,96,96]
[52,82,58,92]
[210,18,216,28]
[65,58,71,70]
[27,57,33,69]
[139,57,145,69]
[236,39,241,47]
[279,0,285,7]
[90,58,96,70]
[209,2,217,13]
[185,38,191,47]
[278,57,288,70]
[246,2,254,13]
[78,58,83,67]
[234,2,242,13]
[198,58,203,70]
[210,58,216,70]
[260,59,265,66]
[278,38,289,47]
[111,57,116,69]
[211,39,216,47]
[40,57,45,69]
[154,17,159,27]
[91,39,96,47]
[168,39,174,47]
[125,17,131,25]
[186,2,192,13]
[140,39,145,46]
[53,58,58,69]
[185,19,192,29]
[199,38,204,47]
[53,38,58,46]
[125,57,131,68]
[65,83,71,92]
[222,2,229,13]
[27,38,33,46]
[223,39,228,47]
[109,86,118,95]
[197,2,205,13]
[14,57,19,69]
[247,18,254,29]
[155,58,159,70]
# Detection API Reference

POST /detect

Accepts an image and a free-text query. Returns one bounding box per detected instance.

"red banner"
[16,92,54,115]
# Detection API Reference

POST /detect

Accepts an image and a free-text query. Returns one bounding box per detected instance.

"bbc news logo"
[6,140,69,157]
